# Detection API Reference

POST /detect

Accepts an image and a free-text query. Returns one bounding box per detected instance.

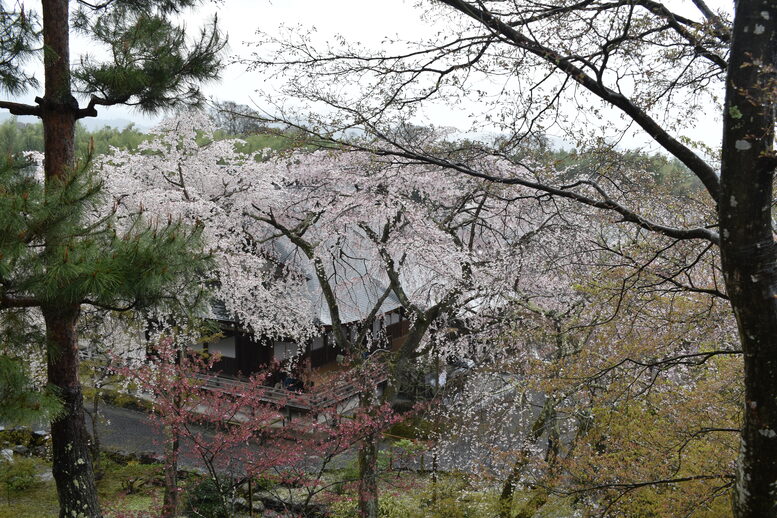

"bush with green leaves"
[328,493,416,518]
[329,474,503,518]
[0,457,38,492]
[185,479,229,518]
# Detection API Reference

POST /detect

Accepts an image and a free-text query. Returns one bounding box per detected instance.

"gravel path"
[85,404,359,473]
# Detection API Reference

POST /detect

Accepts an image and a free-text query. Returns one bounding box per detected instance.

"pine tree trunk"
[40,1,101,516]
[44,305,102,518]
[720,2,777,517]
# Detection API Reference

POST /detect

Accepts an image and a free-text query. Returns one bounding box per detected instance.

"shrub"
[0,427,33,448]
[116,461,162,495]
[385,416,435,440]
[0,457,38,492]
[328,493,415,518]
[185,479,228,518]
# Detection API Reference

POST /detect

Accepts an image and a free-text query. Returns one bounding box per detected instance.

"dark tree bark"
[357,439,379,518]
[719,1,777,516]
[44,304,101,518]
[40,1,101,516]
[357,431,379,518]
[161,381,182,518]
[85,392,103,479]
[161,432,180,518]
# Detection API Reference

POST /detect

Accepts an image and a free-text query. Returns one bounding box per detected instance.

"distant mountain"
[0,112,38,125]
[79,117,153,132]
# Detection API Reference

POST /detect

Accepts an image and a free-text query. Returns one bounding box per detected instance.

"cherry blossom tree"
[116,334,279,518]
[119,334,402,518]
[246,1,777,514]
[97,111,315,343]
[98,112,584,517]
[242,144,590,518]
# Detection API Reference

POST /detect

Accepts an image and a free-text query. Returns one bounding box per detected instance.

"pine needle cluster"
[0,153,211,422]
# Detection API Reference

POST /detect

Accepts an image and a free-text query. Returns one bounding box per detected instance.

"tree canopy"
[247,1,776,516]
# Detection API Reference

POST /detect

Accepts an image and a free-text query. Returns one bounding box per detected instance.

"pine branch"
[0,99,41,116]
[0,295,40,308]
[75,94,129,119]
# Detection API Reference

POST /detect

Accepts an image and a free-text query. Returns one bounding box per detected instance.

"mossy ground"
[0,456,163,518]
[0,453,575,518]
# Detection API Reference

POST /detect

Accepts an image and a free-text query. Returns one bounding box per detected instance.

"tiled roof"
[274,237,402,326]
[209,235,403,326]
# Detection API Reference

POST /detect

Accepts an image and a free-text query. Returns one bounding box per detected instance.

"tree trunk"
[41,1,101,517]
[357,385,379,518]
[41,0,77,185]
[44,305,101,518]
[86,392,102,479]
[161,352,184,518]
[358,432,379,518]
[161,432,180,518]
[719,2,777,517]
[498,460,522,518]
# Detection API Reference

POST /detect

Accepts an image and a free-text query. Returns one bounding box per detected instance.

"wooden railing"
[193,362,389,412]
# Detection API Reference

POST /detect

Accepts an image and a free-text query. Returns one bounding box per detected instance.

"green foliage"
[390,438,425,457]
[233,132,307,155]
[81,384,153,413]
[0,356,60,424]
[249,475,276,492]
[0,118,43,155]
[0,306,59,425]
[549,148,702,195]
[75,123,148,155]
[0,116,309,164]
[0,457,38,492]
[73,3,224,112]
[329,478,501,518]
[0,118,148,157]
[117,461,162,495]
[95,455,163,498]
[185,479,228,518]
[0,4,39,94]
[0,455,161,517]
[0,153,210,310]
[0,147,208,425]
[386,415,436,440]
[329,493,416,518]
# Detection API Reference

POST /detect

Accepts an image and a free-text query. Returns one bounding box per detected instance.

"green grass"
[0,453,577,518]
[0,458,58,518]
[326,470,577,518]
[0,456,164,518]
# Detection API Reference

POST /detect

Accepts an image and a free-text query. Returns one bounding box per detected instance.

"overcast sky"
[70,0,435,128]
[10,1,730,154]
